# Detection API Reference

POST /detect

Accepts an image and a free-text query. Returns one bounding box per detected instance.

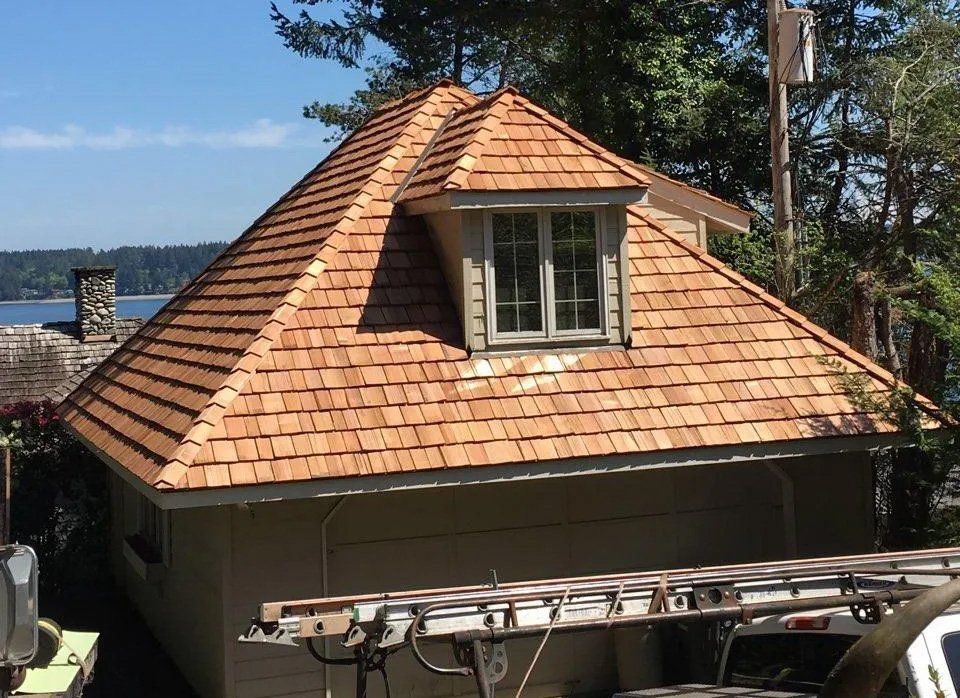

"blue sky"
[0,1,366,251]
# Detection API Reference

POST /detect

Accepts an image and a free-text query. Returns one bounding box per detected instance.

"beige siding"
[464,210,486,351]
[230,499,341,698]
[423,210,464,318]
[112,476,231,697]
[604,204,624,344]
[223,455,873,698]
[787,450,875,555]
[643,192,707,248]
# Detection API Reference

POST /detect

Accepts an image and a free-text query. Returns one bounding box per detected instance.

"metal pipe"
[765,462,798,557]
[321,496,348,698]
[470,639,492,698]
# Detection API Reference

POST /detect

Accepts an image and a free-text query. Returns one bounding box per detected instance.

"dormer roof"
[396,88,649,204]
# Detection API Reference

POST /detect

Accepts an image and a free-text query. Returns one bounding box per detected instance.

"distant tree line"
[0,242,228,301]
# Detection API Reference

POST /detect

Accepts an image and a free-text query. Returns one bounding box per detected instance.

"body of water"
[0,297,169,325]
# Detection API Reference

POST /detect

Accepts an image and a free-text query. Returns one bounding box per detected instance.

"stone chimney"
[71,266,117,341]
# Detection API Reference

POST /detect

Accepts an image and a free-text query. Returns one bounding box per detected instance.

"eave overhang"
[67,418,904,511]
[401,187,649,215]
[643,170,752,234]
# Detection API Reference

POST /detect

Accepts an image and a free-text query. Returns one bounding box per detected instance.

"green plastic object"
[14,630,98,695]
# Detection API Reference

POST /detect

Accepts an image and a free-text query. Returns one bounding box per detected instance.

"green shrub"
[0,401,109,595]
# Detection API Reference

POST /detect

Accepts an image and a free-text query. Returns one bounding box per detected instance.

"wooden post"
[768,0,796,301]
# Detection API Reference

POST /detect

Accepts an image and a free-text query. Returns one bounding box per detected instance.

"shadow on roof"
[355,210,464,347]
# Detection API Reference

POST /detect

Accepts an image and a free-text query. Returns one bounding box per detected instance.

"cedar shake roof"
[1,318,143,406]
[59,81,932,494]
[397,88,649,202]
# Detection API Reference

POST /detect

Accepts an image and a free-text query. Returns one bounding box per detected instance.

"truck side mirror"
[0,545,38,667]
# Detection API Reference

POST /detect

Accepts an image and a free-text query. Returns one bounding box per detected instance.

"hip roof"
[57,81,937,494]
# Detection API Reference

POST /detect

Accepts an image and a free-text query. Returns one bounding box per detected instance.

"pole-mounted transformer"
[777,8,816,85]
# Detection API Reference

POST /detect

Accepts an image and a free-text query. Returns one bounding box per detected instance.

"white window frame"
[484,206,609,345]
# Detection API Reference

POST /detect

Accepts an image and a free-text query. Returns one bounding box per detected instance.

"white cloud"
[0,119,305,150]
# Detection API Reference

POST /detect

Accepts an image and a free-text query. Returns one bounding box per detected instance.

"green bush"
[0,401,109,594]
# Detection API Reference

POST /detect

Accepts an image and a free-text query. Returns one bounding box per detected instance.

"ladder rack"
[239,547,960,698]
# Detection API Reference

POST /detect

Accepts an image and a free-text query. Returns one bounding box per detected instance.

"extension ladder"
[239,547,960,698]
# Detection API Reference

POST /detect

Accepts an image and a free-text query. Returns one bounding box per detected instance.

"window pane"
[577,300,600,329]
[551,211,572,238]
[496,304,517,333]
[493,244,516,302]
[554,271,575,302]
[943,632,960,693]
[492,213,513,243]
[515,241,541,302]
[573,238,596,270]
[573,211,595,240]
[723,634,873,693]
[553,239,574,271]
[551,210,599,331]
[491,212,543,336]
[514,212,539,243]
[517,302,543,332]
[576,271,598,300]
[555,301,576,331]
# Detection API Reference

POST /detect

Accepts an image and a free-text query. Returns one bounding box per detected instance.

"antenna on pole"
[768,2,815,302]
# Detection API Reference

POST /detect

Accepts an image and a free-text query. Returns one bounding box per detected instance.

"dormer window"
[485,208,607,344]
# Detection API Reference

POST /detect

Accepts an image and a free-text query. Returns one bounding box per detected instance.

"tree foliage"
[785,2,960,547]
[0,242,227,302]
[0,402,109,595]
[271,0,769,204]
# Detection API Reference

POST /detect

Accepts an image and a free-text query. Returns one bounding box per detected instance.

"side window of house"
[132,493,172,566]
[488,208,605,343]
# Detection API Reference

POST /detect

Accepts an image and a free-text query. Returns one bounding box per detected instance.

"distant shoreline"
[0,294,174,306]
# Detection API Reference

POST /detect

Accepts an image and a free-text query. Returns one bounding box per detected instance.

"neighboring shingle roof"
[59,81,936,494]
[1,318,143,405]
[398,88,649,202]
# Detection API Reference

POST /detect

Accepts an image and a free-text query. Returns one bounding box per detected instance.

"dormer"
[395,88,648,352]
[395,87,751,353]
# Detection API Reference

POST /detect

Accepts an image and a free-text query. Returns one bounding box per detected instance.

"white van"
[718,607,960,697]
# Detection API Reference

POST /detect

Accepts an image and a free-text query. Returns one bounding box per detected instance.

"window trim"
[483,206,609,346]
[485,208,549,341]
[134,492,172,568]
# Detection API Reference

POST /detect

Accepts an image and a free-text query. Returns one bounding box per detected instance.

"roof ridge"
[391,106,461,203]
[371,78,476,119]
[631,207,942,420]
[442,89,516,191]
[172,82,472,309]
[511,95,650,187]
[151,86,457,489]
[368,79,452,117]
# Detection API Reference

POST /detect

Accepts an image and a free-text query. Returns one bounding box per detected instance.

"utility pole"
[767,0,796,302]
